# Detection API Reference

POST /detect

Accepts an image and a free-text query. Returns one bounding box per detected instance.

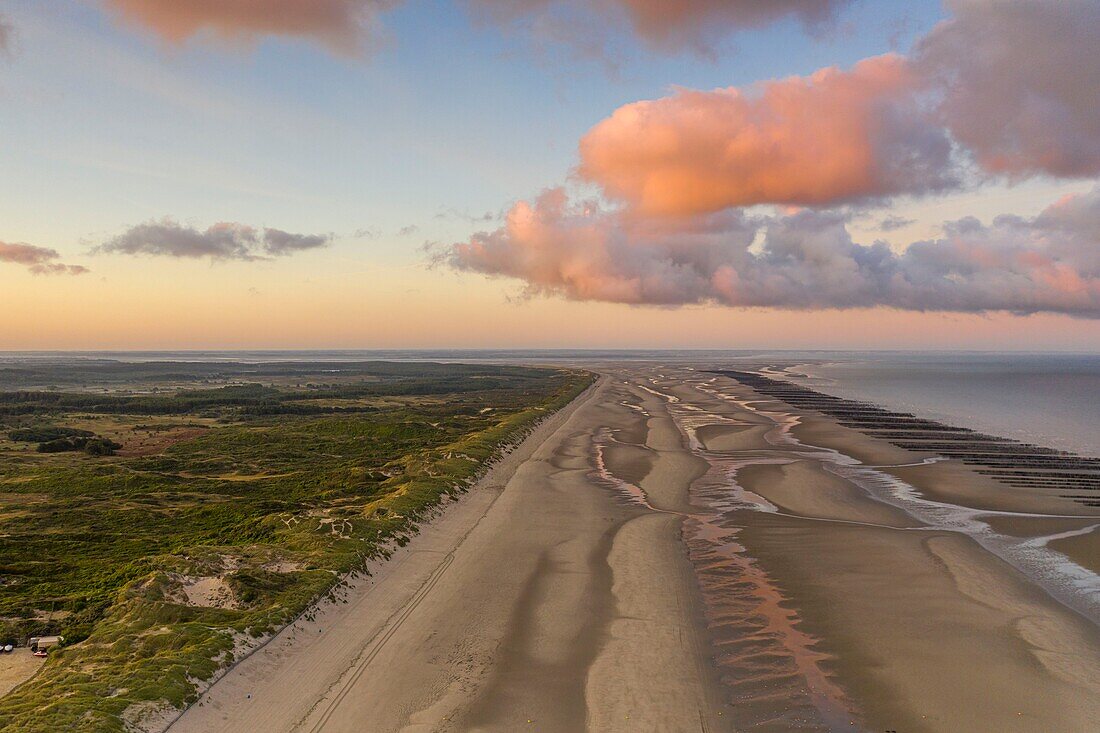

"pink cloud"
[442,1,1100,317]
[612,0,847,50]
[102,0,852,57]
[578,54,954,216]
[0,241,89,276]
[470,0,851,54]
[102,0,397,53]
[445,186,1100,316]
[572,1,1100,216]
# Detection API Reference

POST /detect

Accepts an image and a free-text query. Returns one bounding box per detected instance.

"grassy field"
[0,359,593,732]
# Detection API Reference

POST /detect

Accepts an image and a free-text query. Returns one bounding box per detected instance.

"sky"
[2,0,1099,351]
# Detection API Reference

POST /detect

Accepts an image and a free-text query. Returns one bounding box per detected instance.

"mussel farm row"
[714,370,1100,508]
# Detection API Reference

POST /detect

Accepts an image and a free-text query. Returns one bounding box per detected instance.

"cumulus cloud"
[440,1,1100,318]
[444,186,1100,316]
[573,1,1100,215]
[579,54,954,215]
[471,0,851,54]
[0,241,89,276]
[915,0,1100,179]
[96,219,331,261]
[102,0,398,54]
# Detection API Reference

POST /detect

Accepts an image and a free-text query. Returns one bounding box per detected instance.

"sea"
[774,352,1100,458]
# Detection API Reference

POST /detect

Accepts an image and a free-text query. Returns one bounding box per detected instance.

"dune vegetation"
[0,360,592,732]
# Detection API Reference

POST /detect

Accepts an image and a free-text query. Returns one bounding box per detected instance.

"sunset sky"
[2,0,1099,350]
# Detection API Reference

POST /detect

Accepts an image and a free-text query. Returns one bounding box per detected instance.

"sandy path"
[170,374,727,733]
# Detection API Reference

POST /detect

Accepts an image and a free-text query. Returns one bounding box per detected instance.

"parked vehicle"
[28,635,63,657]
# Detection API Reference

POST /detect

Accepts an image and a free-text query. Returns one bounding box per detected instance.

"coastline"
[169,363,1100,732]
[784,356,1100,459]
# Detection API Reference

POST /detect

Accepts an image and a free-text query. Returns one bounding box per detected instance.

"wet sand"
[735,460,919,527]
[168,365,1100,733]
[665,367,1100,732]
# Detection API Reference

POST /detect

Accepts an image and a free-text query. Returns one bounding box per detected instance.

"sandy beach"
[169,365,1100,733]
[0,651,43,699]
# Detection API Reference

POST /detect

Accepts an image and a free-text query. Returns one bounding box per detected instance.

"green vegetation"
[0,360,593,732]
[8,427,95,442]
[8,426,120,456]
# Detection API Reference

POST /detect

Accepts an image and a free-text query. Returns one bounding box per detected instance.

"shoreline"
[782,359,1100,459]
[168,363,1100,732]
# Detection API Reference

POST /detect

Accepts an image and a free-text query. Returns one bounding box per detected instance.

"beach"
[169,365,1100,733]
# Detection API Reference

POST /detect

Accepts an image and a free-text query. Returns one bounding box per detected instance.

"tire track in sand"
[296,551,456,733]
